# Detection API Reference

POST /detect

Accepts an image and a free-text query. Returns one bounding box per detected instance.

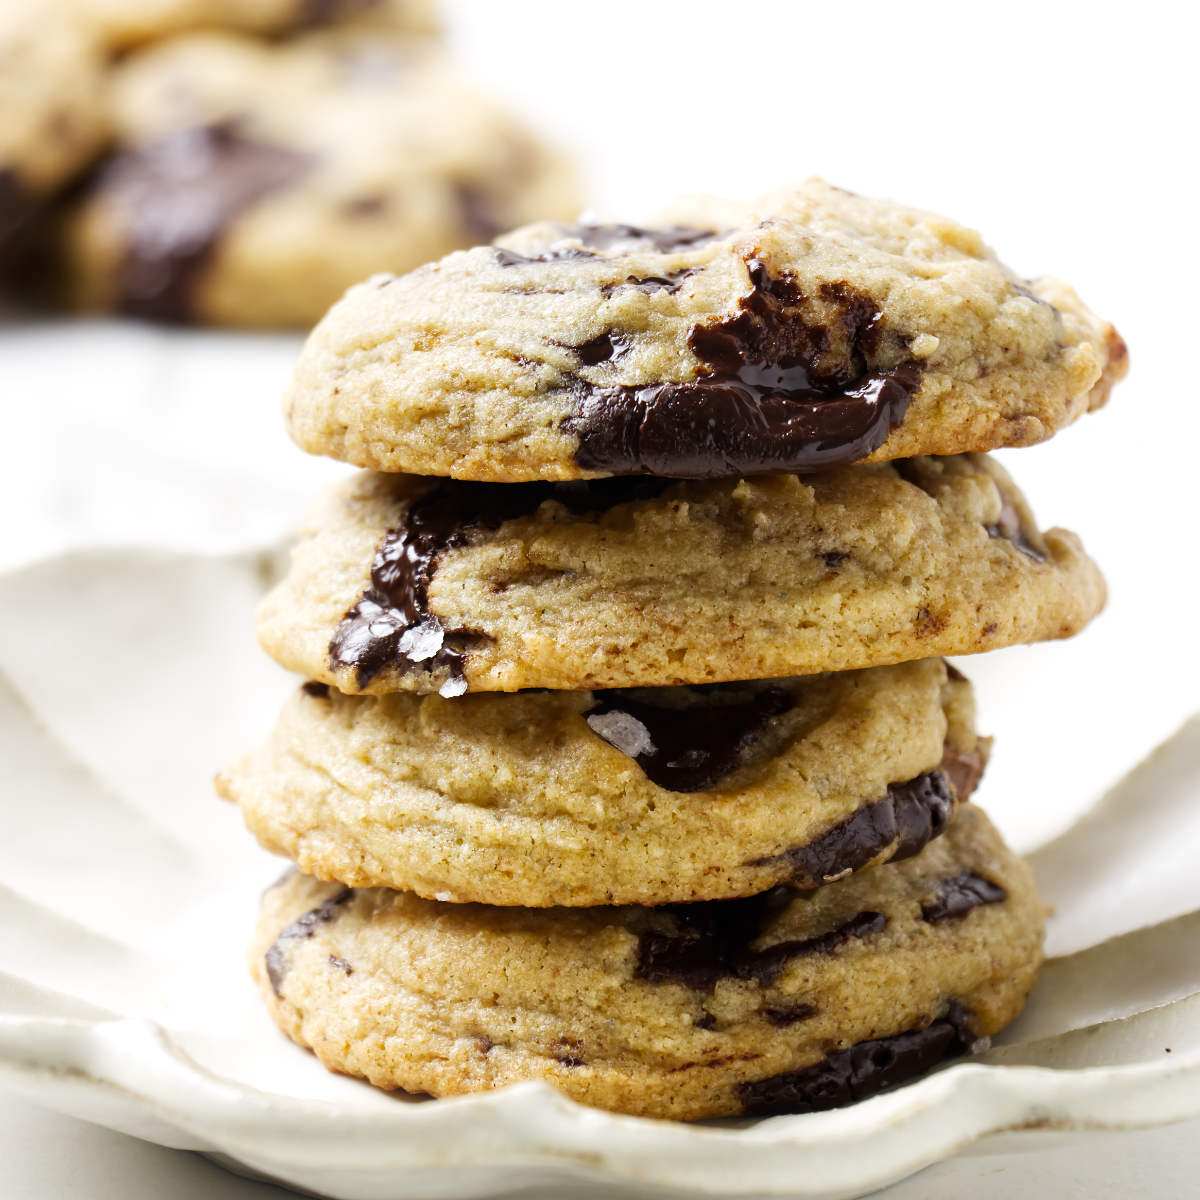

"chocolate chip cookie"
[284,179,1127,480]
[59,30,578,326]
[255,454,1104,696]
[0,1,108,254]
[252,805,1042,1120]
[219,658,985,906]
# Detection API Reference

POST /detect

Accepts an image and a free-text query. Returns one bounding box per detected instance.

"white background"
[2,0,1199,1194]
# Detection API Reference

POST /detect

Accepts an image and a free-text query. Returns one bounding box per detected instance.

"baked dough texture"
[252,806,1043,1120]
[219,658,985,906]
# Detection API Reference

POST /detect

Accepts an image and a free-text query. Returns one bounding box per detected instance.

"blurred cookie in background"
[56,29,579,327]
[0,0,108,257]
[68,0,439,52]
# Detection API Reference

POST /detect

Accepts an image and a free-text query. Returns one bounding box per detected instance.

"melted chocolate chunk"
[738,911,888,986]
[565,260,923,477]
[566,224,717,253]
[986,494,1047,562]
[600,269,695,298]
[574,331,631,365]
[921,873,1007,924]
[265,888,352,997]
[584,685,793,791]
[637,890,886,993]
[330,477,673,691]
[749,769,957,888]
[100,123,312,321]
[495,223,717,267]
[763,1003,819,1027]
[739,1004,975,1115]
[938,744,986,809]
[301,681,331,700]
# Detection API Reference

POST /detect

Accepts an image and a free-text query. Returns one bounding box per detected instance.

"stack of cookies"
[219,181,1126,1121]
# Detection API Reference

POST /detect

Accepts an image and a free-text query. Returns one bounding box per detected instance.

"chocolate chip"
[495,245,594,267]
[574,331,631,366]
[301,681,331,700]
[1012,281,1055,309]
[738,1004,975,1115]
[749,768,958,887]
[938,745,986,809]
[600,269,695,298]
[329,477,675,692]
[820,551,849,568]
[986,494,1047,562]
[564,259,922,477]
[495,223,717,268]
[566,224,717,253]
[636,891,885,993]
[265,888,352,997]
[762,1003,818,1027]
[738,912,888,987]
[584,684,793,792]
[99,123,313,322]
[921,873,1007,924]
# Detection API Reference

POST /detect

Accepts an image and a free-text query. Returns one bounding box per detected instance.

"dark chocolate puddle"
[637,888,886,993]
[921,872,1007,924]
[738,1002,976,1115]
[99,122,313,321]
[564,260,923,477]
[329,477,673,692]
[265,887,352,997]
[584,684,794,791]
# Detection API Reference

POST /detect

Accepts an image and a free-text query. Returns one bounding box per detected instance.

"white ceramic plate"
[1,548,1199,1200]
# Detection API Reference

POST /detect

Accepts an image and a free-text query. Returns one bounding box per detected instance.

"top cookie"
[285,179,1127,481]
[67,0,438,52]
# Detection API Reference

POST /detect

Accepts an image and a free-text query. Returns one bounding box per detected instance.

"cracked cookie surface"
[59,29,577,326]
[251,806,1043,1120]
[256,453,1104,695]
[284,178,1126,479]
[219,658,984,906]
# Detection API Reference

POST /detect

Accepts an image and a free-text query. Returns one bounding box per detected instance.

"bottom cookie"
[252,806,1042,1120]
